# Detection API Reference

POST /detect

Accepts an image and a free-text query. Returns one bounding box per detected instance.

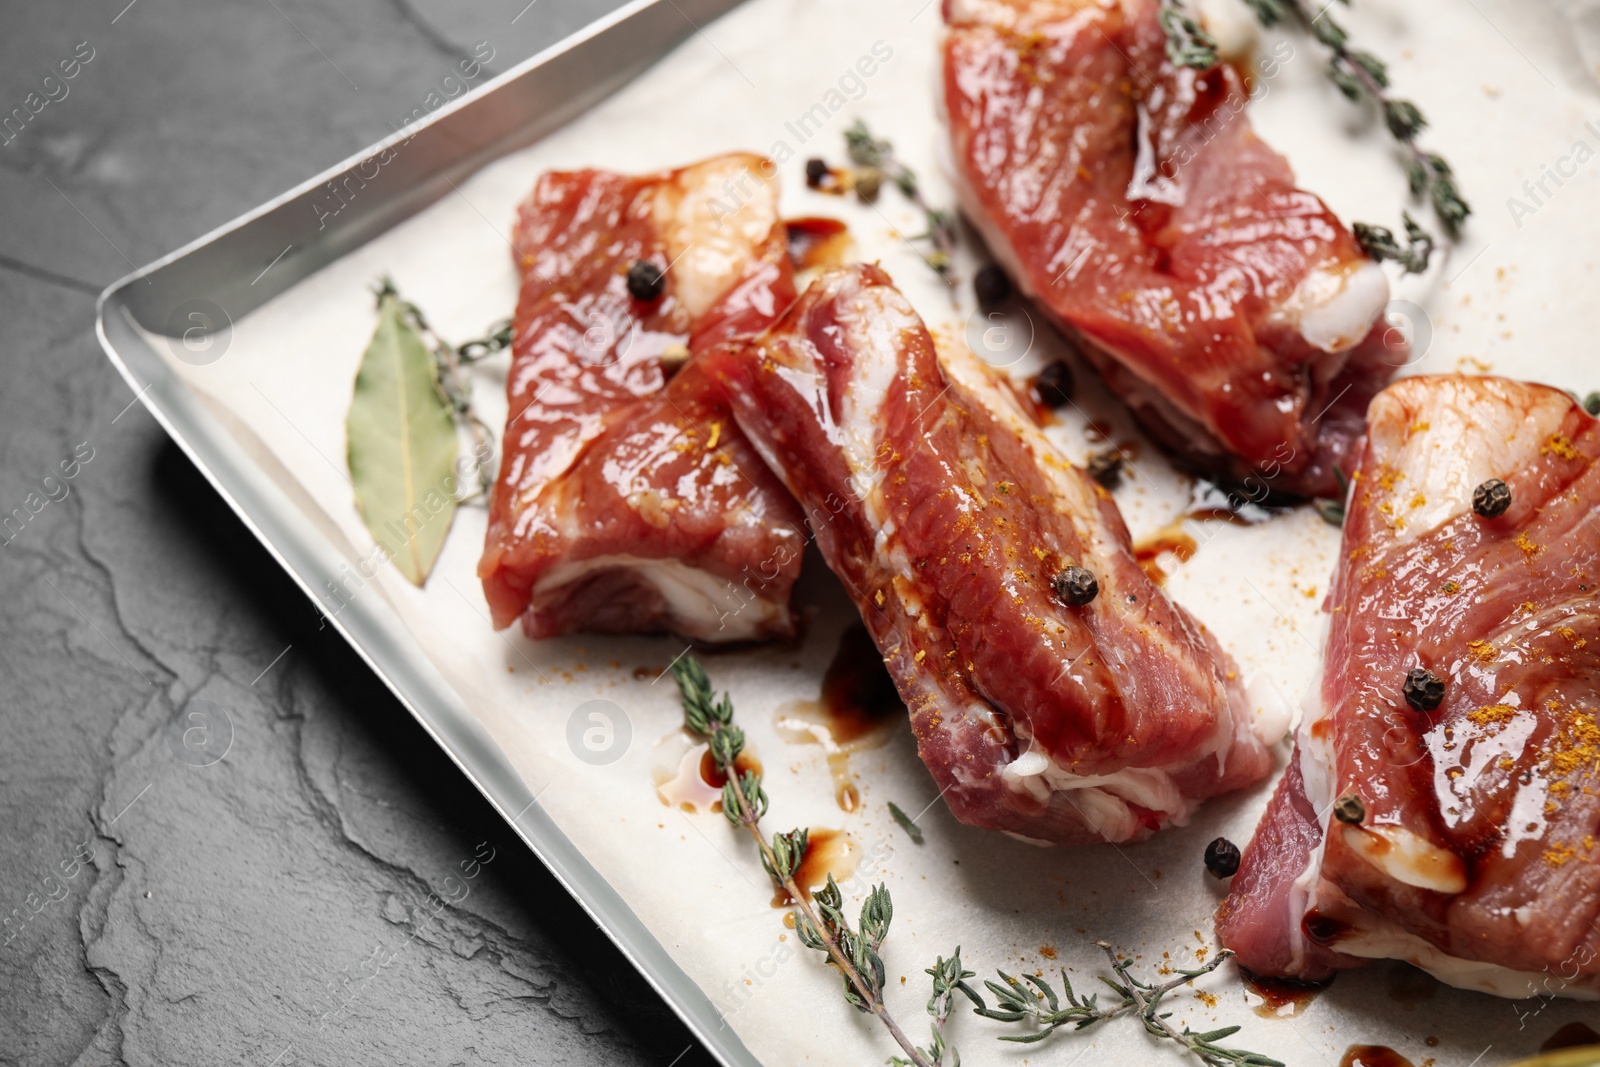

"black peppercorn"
[626,260,666,302]
[1472,477,1511,518]
[973,264,1011,309]
[1086,449,1124,489]
[804,157,828,188]
[1333,792,1366,825]
[1403,667,1445,712]
[1033,360,1074,408]
[1204,837,1241,878]
[1053,566,1099,607]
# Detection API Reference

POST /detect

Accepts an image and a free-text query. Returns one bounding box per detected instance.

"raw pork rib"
[479,154,807,642]
[942,0,1396,498]
[1218,376,1600,997]
[708,264,1279,844]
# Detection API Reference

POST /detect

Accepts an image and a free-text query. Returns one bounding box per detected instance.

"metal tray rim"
[93,3,759,1063]
[95,0,667,302]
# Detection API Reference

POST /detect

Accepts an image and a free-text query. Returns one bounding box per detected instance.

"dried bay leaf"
[347,290,459,585]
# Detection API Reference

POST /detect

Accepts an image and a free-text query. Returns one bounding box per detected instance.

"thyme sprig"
[1159,0,1220,69]
[373,277,509,497]
[973,943,1281,1066]
[844,120,958,285]
[891,949,982,1067]
[1352,212,1435,274]
[1246,0,1470,266]
[671,657,938,1067]
[1156,1,1470,270]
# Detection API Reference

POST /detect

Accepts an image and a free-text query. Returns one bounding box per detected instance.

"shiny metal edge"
[105,0,747,333]
[94,2,758,1064]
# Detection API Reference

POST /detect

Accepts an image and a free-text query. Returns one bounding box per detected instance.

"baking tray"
[95,2,760,1063]
[95,0,1600,1062]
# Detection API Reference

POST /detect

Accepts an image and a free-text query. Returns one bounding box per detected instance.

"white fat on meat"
[1246,671,1294,748]
[836,285,921,504]
[1365,376,1574,544]
[653,156,779,321]
[1284,655,1338,976]
[531,555,789,641]
[1309,891,1600,999]
[1337,823,1468,894]
[1001,739,1194,843]
[999,682,1283,841]
[1271,259,1390,354]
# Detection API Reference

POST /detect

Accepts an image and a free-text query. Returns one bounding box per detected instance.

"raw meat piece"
[479,154,807,642]
[941,0,1396,498]
[1218,375,1600,998]
[707,264,1281,845]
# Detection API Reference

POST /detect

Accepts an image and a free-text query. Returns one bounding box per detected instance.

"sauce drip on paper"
[1134,525,1198,586]
[1338,1046,1413,1067]
[785,217,852,273]
[653,734,763,814]
[775,623,903,811]
[770,829,860,908]
[1242,971,1330,1019]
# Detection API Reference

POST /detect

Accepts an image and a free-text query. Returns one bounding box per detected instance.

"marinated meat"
[479,154,807,642]
[941,0,1397,498]
[708,264,1281,845]
[1218,375,1600,998]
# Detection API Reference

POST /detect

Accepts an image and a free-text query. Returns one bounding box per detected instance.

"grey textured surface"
[0,2,716,1064]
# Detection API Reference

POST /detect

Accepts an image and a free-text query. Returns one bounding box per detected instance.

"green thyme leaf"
[1349,49,1388,88]
[1329,59,1363,102]
[672,657,718,736]
[859,884,894,949]
[1353,211,1434,274]
[1240,0,1286,25]
[777,828,809,881]
[710,725,744,770]
[1158,1,1219,70]
[888,801,925,843]
[1383,98,1426,140]
[1311,13,1347,50]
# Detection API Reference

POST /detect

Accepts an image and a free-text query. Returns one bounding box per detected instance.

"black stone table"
[0,3,714,1063]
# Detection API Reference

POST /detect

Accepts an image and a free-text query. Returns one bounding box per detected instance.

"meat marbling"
[1218,375,1600,998]
[941,0,1398,498]
[708,263,1283,845]
[479,154,807,643]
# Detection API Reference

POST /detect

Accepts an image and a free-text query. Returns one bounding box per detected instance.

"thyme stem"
[431,329,495,498]
[844,121,958,289]
[673,658,934,1067]
[1100,943,1229,1064]
[1250,0,1470,265]
[731,771,930,1067]
[974,943,1280,1066]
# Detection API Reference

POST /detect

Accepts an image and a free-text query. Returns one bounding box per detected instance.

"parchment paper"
[138,0,1600,1061]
